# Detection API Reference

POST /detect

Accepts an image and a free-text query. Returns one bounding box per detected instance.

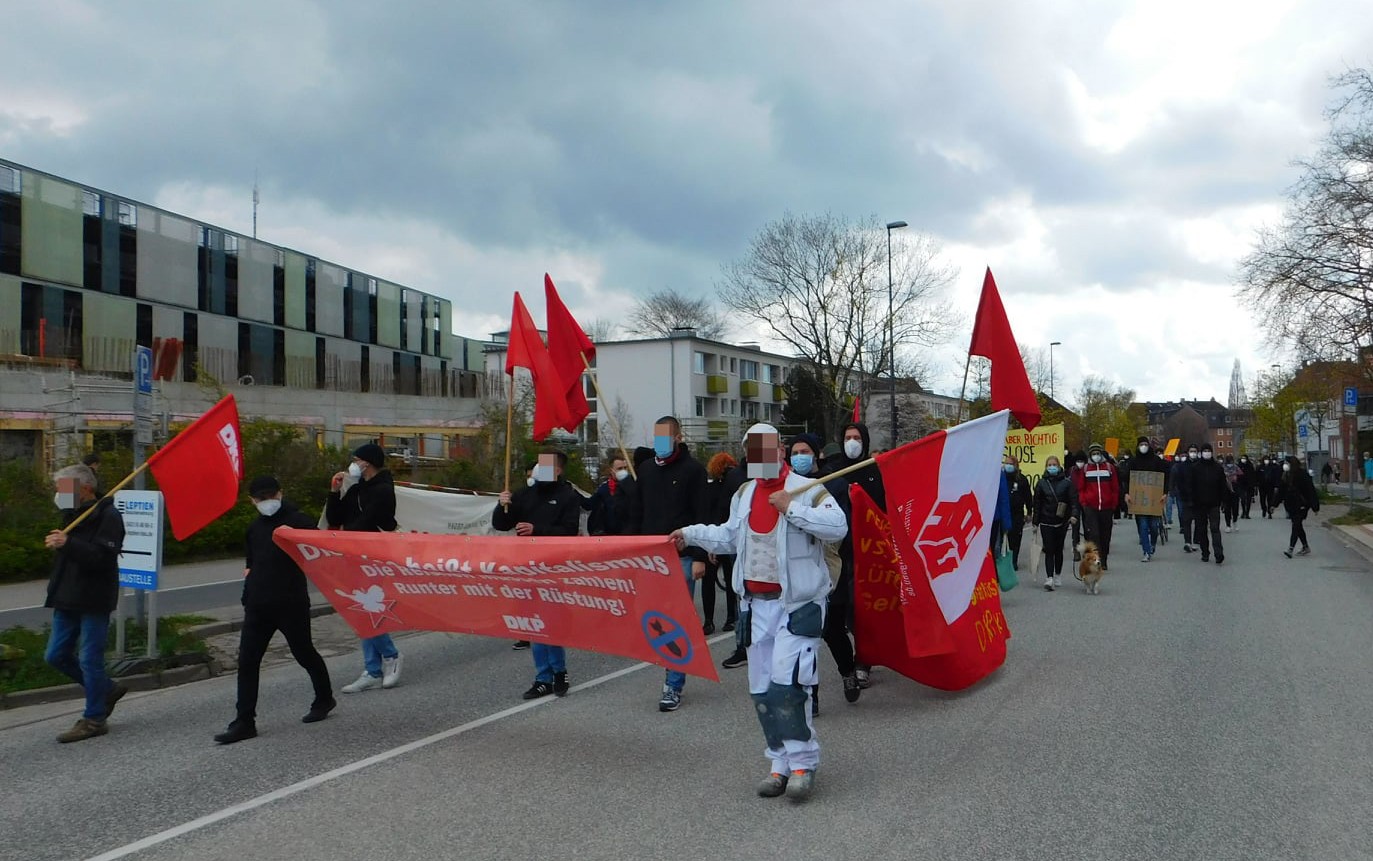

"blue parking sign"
[1345,386,1358,408]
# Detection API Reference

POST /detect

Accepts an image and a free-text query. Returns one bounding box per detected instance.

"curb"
[0,603,338,711]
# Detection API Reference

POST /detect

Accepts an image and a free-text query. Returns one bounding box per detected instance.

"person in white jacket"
[672,423,847,802]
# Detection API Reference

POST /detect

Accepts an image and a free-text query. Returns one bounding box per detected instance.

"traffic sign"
[135,345,153,395]
[115,490,163,590]
[1345,386,1358,408]
[1298,424,1309,440]
[134,345,153,446]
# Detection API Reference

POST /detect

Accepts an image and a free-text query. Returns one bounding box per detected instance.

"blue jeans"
[532,644,567,682]
[45,609,113,721]
[361,633,399,677]
[1165,494,1176,524]
[1136,515,1162,556]
[665,555,698,692]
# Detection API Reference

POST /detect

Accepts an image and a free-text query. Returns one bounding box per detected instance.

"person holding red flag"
[672,422,848,802]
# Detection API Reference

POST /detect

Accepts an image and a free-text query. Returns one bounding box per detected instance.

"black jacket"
[492,480,582,536]
[583,475,636,535]
[326,469,398,532]
[1171,459,1193,501]
[1277,468,1320,516]
[1189,458,1230,508]
[1121,450,1171,492]
[243,500,318,608]
[45,498,125,615]
[629,443,709,560]
[1031,472,1079,527]
[1006,469,1032,526]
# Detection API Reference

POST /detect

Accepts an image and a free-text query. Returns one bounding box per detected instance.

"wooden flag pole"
[955,352,974,426]
[61,461,152,534]
[502,373,515,511]
[581,352,637,479]
[779,455,879,502]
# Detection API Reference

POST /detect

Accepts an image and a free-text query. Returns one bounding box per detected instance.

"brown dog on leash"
[1077,542,1104,595]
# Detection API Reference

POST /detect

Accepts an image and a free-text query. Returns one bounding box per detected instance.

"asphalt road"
[3,515,1371,861]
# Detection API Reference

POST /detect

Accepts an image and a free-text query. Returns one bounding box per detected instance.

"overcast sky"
[4,0,1370,407]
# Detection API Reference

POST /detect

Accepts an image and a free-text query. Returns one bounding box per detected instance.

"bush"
[0,614,211,694]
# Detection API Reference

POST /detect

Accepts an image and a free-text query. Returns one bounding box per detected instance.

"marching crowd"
[35,420,1328,800]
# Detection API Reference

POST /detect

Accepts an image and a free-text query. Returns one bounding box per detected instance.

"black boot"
[214,719,258,745]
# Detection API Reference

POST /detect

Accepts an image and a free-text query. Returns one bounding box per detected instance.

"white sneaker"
[1142,553,1150,563]
[1053,576,1062,588]
[382,654,403,689]
[342,671,383,693]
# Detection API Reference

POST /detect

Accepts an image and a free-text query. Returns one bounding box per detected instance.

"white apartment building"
[484,327,799,451]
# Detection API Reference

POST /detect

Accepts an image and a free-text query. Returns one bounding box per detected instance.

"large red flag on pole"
[506,292,574,442]
[543,274,594,431]
[969,268,1041,430]
[852,395,862,424]
[147,394,244,540]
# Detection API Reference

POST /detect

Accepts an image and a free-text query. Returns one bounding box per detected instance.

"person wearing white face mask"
[1076,443,1120,570]
[1121,436,1168,563]
[1186,443,1229,564]
[824,421,886,693]
[583,455,637,537]
[328,443,404,693]
[215,475,334,745]
[1277,456,1320,557]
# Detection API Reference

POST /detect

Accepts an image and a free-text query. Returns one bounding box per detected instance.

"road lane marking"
[3,579,246,614]
[85,632,737,861]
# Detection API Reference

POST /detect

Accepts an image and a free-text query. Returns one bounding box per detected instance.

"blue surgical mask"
[1046,466,1061,476]
[790,453,814,474]
[1003,464,1015,474]
[653,435,675,458]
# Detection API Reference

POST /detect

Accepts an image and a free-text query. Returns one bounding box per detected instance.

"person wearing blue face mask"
[1002,457,1033,570]
[1031,455,1079,589]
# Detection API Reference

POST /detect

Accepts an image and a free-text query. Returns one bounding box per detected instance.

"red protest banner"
[273,529,719,682]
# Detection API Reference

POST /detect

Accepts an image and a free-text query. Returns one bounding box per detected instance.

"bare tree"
[626,289,729,341]
[718,212,956,442]
[582,317,619,343]
[1019,344,1059,397]
[1238,69,1373,373]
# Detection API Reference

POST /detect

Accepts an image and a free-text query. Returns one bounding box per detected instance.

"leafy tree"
[1074,376,1137,450]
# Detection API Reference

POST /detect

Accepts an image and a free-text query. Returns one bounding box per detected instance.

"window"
[223,235,238,255]
[116,201,136,227]
[0,165,19,193]
[693,351,706,374]
[0,167,19,275]
[762,365,773,384]
[730,357,738,374]
[740,359,759,380]
[82,190,101,217]
[696,397,706,417]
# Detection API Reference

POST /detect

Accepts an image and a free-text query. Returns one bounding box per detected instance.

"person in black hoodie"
[494,450,583,699]
[1003,456,1033,569]
[1121,435,1169,563]
[1188,442,1229,564]
[215,476,334,745]
[43,463,126,744]
[327,443,404,693]
[1031,455,1079,590]
[629,415,709,713]
[1278,456,1320,557]
[583,454,636,536]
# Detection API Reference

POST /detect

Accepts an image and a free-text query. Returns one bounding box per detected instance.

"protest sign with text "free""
[273,530,719,682]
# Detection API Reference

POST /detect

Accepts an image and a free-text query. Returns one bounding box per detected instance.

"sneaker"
[1044,580,1055,592]
[1216,554,1224,565]
[785,769,815,801]
[381,654,403,689]
[341,672,383,693]
[1297,546,1311,556]
[1283,548,1294,559]
[842,674,861,703]
[553,671,570,697]
[1053,576,1062,588]
[1201,555,1210,563]
[703,621,716,635]
[1142,553,1151,563]
[757,772,789,798]
[522,680,554,700]
[1184,544,1194,553]
[855,667,872,689]
[658,685,682,712]
[214,719,258,744]
[104,683,129,720]
[721,649,748,669]
[302,698,336,723]
[58,717,107,744]
[511,640,531,650]
[722,619,736,632]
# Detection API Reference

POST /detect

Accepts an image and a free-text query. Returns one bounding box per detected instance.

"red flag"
[852,395,862,424]
[969,268,1041,430]
[146,394,244,540]
[853,411,1011,690]
[506,292,574,442]
[544,274,594,430]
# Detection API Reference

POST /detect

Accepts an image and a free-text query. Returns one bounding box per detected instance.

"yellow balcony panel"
[707,419,729,439]
[740,379,759,398]
[772,384,786,401]
[707,374,729,394]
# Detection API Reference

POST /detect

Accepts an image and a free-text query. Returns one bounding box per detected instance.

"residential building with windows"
[865,379,966,449]
[483,327,799,454]
[1139,399,1252,455]
[0,158,486,465]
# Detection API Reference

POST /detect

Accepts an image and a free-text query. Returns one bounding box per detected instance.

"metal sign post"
[1346,386,1359,508]
[132,346,154,648]
[115,489,164,658]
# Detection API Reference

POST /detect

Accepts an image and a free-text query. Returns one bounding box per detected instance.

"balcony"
[707,419,730,439]
[739,379,759,399]
[707,373,729,394]
[772,384,786,401]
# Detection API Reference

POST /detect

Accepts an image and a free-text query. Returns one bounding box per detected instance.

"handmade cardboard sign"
[1129,470,1165,516]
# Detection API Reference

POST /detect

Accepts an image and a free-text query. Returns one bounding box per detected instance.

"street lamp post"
[886,220,907,448]
[1049,341,1062,400]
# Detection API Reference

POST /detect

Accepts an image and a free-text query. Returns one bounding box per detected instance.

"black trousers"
[1258,486,1272,515]
[1039,522,1069,576]
[1240,489,1253,518]
[1081,507,1115,564]
[1194,506,1224,559]
[1178,500,1195,545]
[236,602,333,722]
[1289,511,1309,550]
[1007,520,1025,568]
[1223,492,1239,526]
[823,562,856,677]
[701,556,738,626]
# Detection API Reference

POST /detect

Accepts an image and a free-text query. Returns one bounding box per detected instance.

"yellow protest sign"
[1164,438,1180,457]
[1005,424,1066,490]
[1104,438,1120,457]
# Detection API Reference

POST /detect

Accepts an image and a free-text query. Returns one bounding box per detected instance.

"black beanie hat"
[248,475,281,498]
[352,443,385,468]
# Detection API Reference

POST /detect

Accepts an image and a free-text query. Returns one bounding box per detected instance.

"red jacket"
[1074,460,1120,511]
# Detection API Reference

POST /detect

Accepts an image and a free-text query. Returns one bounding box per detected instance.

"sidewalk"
[0,556,246,612]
